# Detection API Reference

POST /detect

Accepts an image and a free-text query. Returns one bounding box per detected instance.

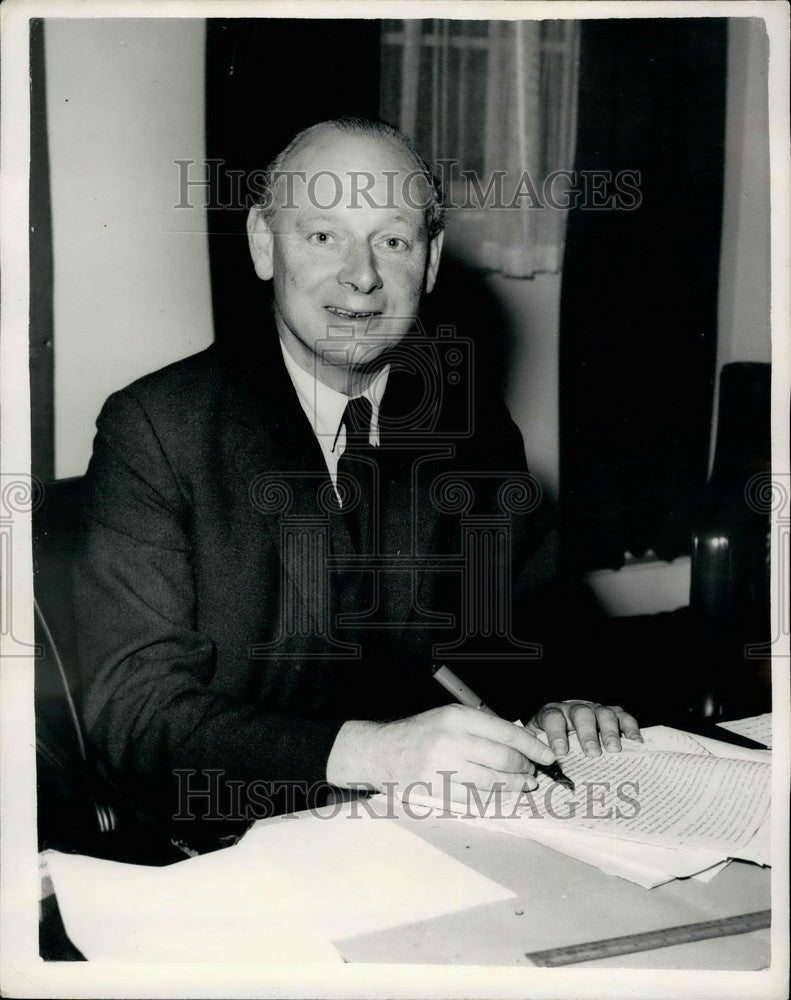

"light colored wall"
[46,19,213,479]
[710,17,772,473]
[716,18,771,373]
[487,271,562,497]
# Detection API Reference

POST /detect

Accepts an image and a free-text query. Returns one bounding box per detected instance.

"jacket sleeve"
[73,390,343,820]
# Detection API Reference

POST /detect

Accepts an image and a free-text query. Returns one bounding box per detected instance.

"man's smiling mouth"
[324,307,382,319]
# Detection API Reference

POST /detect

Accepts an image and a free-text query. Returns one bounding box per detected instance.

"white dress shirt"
[279,340,390,502]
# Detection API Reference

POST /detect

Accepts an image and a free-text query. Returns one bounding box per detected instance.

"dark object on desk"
[688,362,771,720]
[675,719,768,751]
[39,890,86,962]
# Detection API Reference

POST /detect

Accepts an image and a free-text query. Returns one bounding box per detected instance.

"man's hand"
[326,704,558,804]
[526,700,642,758]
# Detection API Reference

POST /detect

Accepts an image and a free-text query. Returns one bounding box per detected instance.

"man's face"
[247,127,443,386]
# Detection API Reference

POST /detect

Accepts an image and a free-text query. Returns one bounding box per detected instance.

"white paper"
[633,725,711,755]
[716,713,773,749]
[45,846,342,963]
[734,814,771,866]
[481,816,727,888]
[691,859,732,882]
[239,807,515,939]
[674,731,772,763]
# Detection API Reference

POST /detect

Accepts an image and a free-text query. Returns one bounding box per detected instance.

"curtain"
[559,19,727,571]
[381,19,579,278]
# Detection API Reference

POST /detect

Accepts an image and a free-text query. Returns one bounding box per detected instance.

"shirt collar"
[279,339,390,450]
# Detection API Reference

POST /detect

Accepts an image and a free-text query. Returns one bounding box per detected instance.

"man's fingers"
[567,702,602,757]
[450,762,539,797]
[595,706,622,752]
[614,707,643,742]
[448,706,556,766]
[465,735,535,775]
[535,705,570,756]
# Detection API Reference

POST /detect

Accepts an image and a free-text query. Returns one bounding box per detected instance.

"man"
[74,117,640,838]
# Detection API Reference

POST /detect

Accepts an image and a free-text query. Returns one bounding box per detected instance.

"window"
[381,19,580,277]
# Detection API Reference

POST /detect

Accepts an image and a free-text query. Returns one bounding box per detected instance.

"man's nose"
[337,241,383,295]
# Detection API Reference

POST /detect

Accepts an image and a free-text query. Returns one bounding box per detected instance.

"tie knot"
[342,395,373,447]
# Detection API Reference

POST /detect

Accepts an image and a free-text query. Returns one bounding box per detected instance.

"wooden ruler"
[526,909,771,967]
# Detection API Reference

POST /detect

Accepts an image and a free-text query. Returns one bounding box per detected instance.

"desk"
[242,796,771,970]
[40,797,771,969]
[40,726,772,972]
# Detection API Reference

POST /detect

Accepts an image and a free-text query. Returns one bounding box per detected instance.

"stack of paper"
[386,725,771,889]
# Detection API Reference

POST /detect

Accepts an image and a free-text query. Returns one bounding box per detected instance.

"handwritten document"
[515,747,771,853]
[717,713,772,748]
[396,724,771,886]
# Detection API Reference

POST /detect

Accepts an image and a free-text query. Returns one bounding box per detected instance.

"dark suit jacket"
[74,324,566,826]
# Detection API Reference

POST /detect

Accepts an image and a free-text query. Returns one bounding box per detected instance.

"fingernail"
[604,738,620,753]
[551,740,568,756]
[540,747,556,764]
[583,742,601,757]
[523,777,538,791]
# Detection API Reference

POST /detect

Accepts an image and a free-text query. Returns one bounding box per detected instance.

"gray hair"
[255,115,446,240]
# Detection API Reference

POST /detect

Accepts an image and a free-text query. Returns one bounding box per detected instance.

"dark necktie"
[336,396,376,552]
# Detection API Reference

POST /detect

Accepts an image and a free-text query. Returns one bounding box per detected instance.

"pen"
[431,664,575,792]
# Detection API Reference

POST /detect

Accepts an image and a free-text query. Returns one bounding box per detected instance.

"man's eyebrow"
[382,214,419,228]
[296,215,340,228]
[294,212,424,234]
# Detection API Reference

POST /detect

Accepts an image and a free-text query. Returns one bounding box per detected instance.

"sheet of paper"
[239,808,515,940]
[45,846,342,963]
[634,725,711,755]
[735,813,771,866]
[517,746,771,853]
[676,730,772,763]
[691,859,732,882]
[480,816,726,888]
[716,713,773,748]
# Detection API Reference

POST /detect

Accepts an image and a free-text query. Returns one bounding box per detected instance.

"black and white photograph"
[1,2,788,997]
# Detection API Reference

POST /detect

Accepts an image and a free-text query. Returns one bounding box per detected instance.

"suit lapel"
[219,330,358,641]
[377,355,452,634]
[217,328,455,643]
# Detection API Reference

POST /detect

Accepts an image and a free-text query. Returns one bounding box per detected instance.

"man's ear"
[425,230,444,294]
[246,207,274,281]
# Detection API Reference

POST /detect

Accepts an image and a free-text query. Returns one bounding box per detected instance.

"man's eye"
[382,237,408,251]
[309,232,334,245]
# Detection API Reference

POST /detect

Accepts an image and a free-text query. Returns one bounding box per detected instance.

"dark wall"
[559,19,727,571]
[205,19,382,345]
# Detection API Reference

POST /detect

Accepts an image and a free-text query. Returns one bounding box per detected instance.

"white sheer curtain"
[381,19,580,278]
